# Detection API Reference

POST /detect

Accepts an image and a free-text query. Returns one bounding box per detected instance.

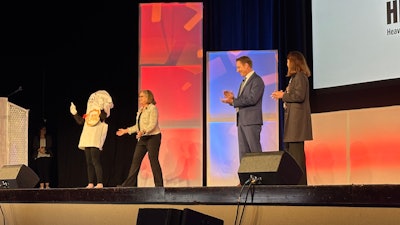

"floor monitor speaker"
[136,208,182,225]
[238,151,303,185]
[0,164,39,188]
[181,208,224,225]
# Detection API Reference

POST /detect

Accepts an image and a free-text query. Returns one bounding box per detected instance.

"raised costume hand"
[70,102,77,115]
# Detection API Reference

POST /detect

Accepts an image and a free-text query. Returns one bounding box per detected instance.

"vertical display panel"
[139,3,203,187]
[207,50,279,186]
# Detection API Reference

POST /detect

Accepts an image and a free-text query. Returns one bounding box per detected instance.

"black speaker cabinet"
[136,208,182,225]
[0,164,39,188]
[181,208,224,225]
[136,208,224,225]
[238,151,303,185]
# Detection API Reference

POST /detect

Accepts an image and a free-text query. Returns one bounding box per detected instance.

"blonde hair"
[140,90,157,105]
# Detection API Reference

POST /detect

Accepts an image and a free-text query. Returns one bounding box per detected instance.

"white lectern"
[0,97,29,169]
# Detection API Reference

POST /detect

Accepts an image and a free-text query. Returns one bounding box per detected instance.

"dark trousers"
[122,133,163,187]
[84,147,103,184]
[35,157,52,183]
[237,124,262,162]
[284,142,307,185]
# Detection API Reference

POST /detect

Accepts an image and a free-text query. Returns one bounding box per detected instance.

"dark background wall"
[1,0,399,187]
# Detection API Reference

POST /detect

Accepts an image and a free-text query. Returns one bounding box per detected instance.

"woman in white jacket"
[116,89,163,187]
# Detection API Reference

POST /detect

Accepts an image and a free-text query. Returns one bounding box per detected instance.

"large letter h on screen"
[387,0,398,24]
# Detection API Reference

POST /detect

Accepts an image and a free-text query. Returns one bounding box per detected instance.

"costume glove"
[70,102,77,115]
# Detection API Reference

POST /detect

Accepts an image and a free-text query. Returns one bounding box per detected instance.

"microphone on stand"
[7,86,23,98]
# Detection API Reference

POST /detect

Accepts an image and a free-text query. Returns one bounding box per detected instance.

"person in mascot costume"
[70,90,114,188]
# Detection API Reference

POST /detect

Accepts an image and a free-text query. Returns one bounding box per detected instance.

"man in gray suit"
[222,55,265,175]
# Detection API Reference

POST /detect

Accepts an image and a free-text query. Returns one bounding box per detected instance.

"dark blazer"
[233,72,265,126]
[282,72,313,142]
[32,134,53,159]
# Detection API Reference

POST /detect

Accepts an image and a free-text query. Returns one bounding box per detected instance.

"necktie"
[239,78,246,96]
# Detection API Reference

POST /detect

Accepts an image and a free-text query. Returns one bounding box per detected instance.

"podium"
[0,97,29,169]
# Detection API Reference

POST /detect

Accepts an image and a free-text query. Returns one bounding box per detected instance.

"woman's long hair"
[287,51,311,77]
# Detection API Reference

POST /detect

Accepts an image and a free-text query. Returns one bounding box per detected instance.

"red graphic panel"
[138,3,203,187]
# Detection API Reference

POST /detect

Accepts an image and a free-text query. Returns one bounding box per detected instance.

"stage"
[1,185,400,225]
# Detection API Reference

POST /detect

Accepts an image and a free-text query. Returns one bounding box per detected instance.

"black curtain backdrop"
[1,0,312,187]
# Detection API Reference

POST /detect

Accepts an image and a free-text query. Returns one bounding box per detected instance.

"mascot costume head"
[70,90,114,150]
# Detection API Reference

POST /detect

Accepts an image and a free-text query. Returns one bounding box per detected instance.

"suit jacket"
[282,72,313,142]
[233,72,265,126]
